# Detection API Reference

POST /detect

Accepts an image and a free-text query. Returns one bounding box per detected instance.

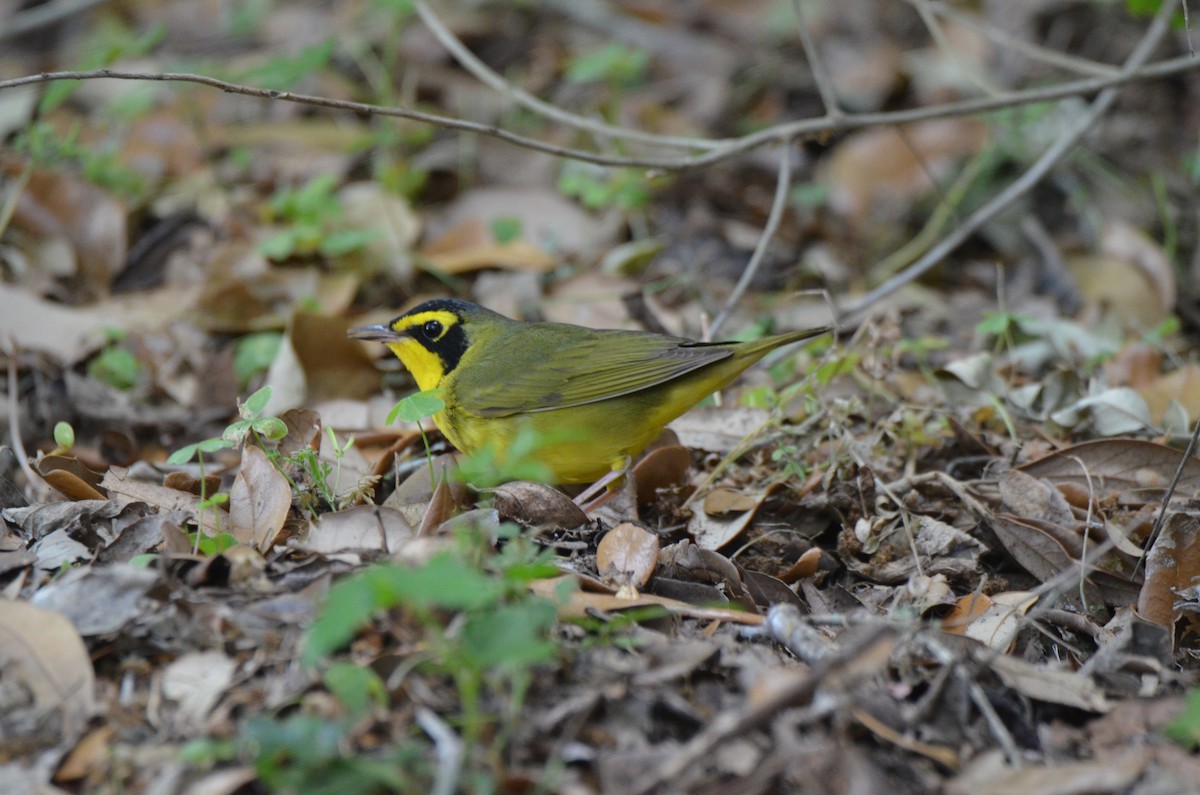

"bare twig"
[2,52,1198,171]
[841,2,1180,318]
[709,145,792,338]
[790,0,841,117]
[412,0,724,151]
[911,0,1000,95]
[5,343,47,502]
[915,0,1121,78]
[1136,407,1200,578]
[416,708,463,795]
[631,624,896,795]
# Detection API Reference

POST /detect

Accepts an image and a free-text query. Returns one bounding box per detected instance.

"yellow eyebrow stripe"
[391,310,459,341]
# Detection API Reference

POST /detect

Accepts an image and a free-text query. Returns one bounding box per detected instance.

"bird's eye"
[422,320,443,339]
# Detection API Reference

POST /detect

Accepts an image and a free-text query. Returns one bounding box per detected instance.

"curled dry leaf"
[0,600,96,744]
[596,522,660,598]
[631,444,692,508]
[492,481,589,530]
[689,488,768,551]
[229,445,291,552]
[944,591,1038,651]
[36,455,106,501]
[1137,512,1200,633]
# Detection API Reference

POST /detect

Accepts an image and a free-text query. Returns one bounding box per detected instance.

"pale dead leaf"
[0,600,96,742]
[597,523,660,598]
[340,181,421,282]
[100,468,229,536]
[1020,439,1200,494]
[945,591,1037,650]
[162,650,236,732]
[303,505,415,553]
[989,654,1111,712]
[229,445,291,551]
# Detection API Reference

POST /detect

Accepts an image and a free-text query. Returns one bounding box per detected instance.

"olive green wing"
[453,323,732,418]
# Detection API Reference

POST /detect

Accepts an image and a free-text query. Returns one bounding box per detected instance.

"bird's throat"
[386,340,446,392]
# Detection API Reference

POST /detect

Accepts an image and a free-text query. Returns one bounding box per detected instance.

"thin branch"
[911,0,1001,96]
[840,2,1179,318]
[790,0,842,117]
[411,0,725,151]
[916,0,1121,78]
[710,145,792,338]
[1,54,1198,171]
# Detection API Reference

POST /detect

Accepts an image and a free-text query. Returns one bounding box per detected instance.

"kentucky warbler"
[350,298,830,484]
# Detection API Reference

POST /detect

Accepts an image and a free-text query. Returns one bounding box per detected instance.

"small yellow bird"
[350,299,830,484]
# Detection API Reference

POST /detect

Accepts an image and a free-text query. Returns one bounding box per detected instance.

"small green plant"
[259,174,377,261]
[51,422,75,455]
[387,388,446,483]
[265,531,564,789]
[88,342,143,391]
[1165,688,1200,750]
[559,163,653,211]
[490,217,523,244]
[233,39,336,91]
[233,332,283,388]
[564,42,649,87]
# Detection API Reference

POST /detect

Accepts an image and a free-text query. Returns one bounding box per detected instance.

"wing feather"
[452,323,731,417]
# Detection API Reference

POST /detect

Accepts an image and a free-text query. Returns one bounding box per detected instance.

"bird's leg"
[574,456,637,517]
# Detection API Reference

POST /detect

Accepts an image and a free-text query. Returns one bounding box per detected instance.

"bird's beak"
[348,323,400,341]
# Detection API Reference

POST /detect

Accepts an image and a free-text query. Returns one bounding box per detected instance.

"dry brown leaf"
[945,591,1037,650]
[491,481,588,530]
[229,445,291,551]
[947,749,1143,795]
[998,469,1075,526]
[1134,364,1200,424]
[422,218,557,273]
[632,443,692,508]
[1137,512,1200,632]
[100,468,229,536]
[53,726,114,783]
[0,600,96,743]
[39,468,106,502]
[703,488,760,515]
[303,505,415,554]
[778,547,823,583]
[824,118,989,226]
[418,476,457,536]
[689,488,768,550]
[1019,439,1200,495]
[277,311,383,409]
[597,522,660,598]
[989,654,1111,712]
[16,168,127,294]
